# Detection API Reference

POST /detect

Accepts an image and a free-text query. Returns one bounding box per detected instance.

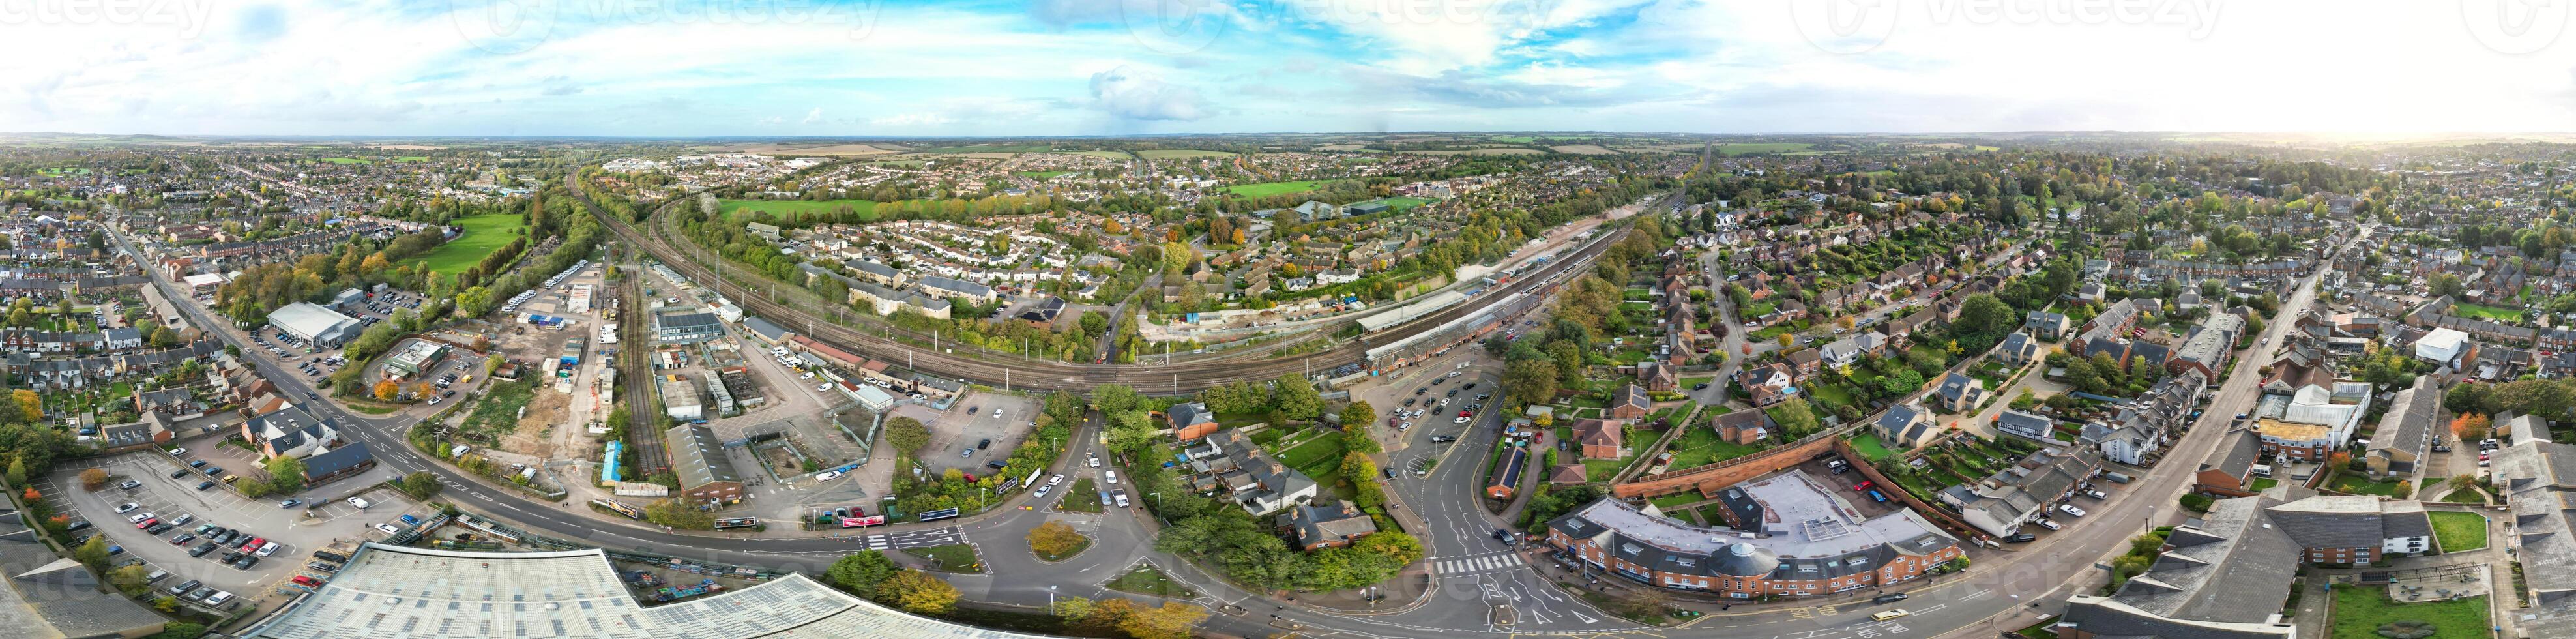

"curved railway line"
[577,191,1643,394]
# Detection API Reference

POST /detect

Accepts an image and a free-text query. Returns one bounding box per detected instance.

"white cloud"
[1087,65,1211,121]
[802,107,824,125]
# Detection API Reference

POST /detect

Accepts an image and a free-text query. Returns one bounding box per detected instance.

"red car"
[291,575,323,587]
[241,537,265,550]
[1854,481,1875,492]
[1458,410,1472,417]
[134,518,157,529]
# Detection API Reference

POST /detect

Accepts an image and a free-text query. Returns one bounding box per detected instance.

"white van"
[1105,470,1119,485]
[346,497,372,509]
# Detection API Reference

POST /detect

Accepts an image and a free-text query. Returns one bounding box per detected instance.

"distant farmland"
[920,144,1050,154]
[1715,143,1815,156]
[1137,149,1235,159]
[1225,181,1322,198]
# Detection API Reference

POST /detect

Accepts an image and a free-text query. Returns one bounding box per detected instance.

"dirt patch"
[499,389,570,458]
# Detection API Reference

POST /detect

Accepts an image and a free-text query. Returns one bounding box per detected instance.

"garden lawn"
[1664,426,1763,471]
[2330,590,2486,639]
[1805,383,1858,411]
[1225,181,1322,198]
[1648,492,1705,510]
[1275,432,1348,476]
[1849,433,1898,462]
[411,214,530,285]
[2452,302,2522,322]
[903,544,982,571]
[2429,511,2487,552]
[2251,477,2279,492]
[1105,564,1199,599]
[2327,473,2405,497]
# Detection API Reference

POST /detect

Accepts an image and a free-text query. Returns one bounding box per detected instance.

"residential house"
[1712,411,1774,445]
[1937,445,2103,538]
[1277,499,1378,550]
[1571,418,1626,459]
[1165,402,1221,441]
[1993,410,2058,444]
[2362,376,2442,479]
[1931,373,1985,412]
[1875,405,1937,449]
[1609,385,1651,420]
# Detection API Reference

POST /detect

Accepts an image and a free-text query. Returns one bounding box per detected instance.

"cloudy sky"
[7,0,2576,136]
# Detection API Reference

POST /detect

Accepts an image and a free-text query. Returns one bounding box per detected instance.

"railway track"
[576,190,1635,394]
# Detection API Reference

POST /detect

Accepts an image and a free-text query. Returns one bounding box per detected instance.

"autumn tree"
[875,569,961,615]
[1120,601,1212,639]
[12,389,37,422]
[2451,413,2493,443]
[1027,521,1090,559]
[374,380,400,402]
[1341,400,1376,431]
[79,468,108,490]
[885,417,931,454]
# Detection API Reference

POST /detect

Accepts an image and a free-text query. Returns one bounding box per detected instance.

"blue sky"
[5,0,2573,136]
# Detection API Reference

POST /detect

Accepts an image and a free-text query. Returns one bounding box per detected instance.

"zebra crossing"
[1432,552,1527,576]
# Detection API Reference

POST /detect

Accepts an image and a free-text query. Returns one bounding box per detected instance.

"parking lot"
[37,453,424,599]
[892,391,1039,475]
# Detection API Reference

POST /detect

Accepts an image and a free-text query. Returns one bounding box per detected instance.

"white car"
[1047,473,1064,486]
[128,511,154,523]
[1454,416,1471,424]
[1087,455,1101,468]
[254,542,280,557]
[1034,485,1053,498]
[815,383,833,392]
[2033,518,2062,531]
[167,447,186,457]
[2058,504,2087,517]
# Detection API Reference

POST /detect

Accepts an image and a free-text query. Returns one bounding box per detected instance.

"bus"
[713,517,761,530]
[916,508,961,522]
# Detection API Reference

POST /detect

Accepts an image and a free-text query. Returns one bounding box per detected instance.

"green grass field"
[1664,426,1764,471]
[318,157,372,164]
[904,544,983,571]
[1715,143,1815,156]
[1057,478,1102,513]
[1105,563,1198,599]
[2429,511,2487,552]
[393,156,430,162]
[1137,149,1235,159]
[1225,181,1323,198]
[1276,432,1348,477]
[2451,302,2522,321]
[2331,590,2485,639]
[1367,197,1434,211]
[1849,433,1898,461]
[1014,171,1073,179]
[411,214,529,284]
[716,198,887,222]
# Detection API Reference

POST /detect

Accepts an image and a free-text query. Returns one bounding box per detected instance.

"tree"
[1071,597,1138,635]
[875,569,960,614]
[2451,413,2493,443]
[400,471,441,499]
[107,564,153,596]
[885,417,931,454]
[1767,397,1821,436]
[151,622,207,639]
[1341,400,1376,431]
[1049,595,1096,623]
[1778,333,1796,347]
[374,380,400,402]
[11,389,36,423]
[1027,521,1089,559]
[1120,601,1212,639]
[74,533,109,567]
[1501,357,1559,408]
[265,454,307,494]
[825,550,899,595]
[1077,311,1108,336]
[1092,384,1144,415]
[1351,530,1425,564]
[1272,374,1323,421]
[645,498,716,529]
[4,456,22,486]
[79,468,108,490]
[2446,383,2491,417]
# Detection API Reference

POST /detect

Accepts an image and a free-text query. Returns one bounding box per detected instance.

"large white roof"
[243,544,1055,639]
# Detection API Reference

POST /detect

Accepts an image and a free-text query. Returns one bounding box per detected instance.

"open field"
[748,143,901,155]
[1137,149,1235,159]
[1315,143,1369,151]
[1715,143,1815,156]
[1549,145,1621,155]
[1401,147,1545,156]
[717,198,886,222]
[2452,302,2521,321]
[412,214,529,282]
[1226,181,1323,198]
[920,143,1049,154]
[1065,150,1135,160]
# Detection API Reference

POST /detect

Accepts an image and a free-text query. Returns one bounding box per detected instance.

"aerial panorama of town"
[1,131,2572,639]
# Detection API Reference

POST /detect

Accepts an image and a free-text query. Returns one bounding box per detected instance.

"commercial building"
[1548,471,1963,597]
[239,544,1057,639]
[663,423,744,503]
[660,374,704,421]
[267,301,362,346]
[2056,496,2298,639]
[653,311,725,344]
[2261,494,2433,563]
[381,339,449,379]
